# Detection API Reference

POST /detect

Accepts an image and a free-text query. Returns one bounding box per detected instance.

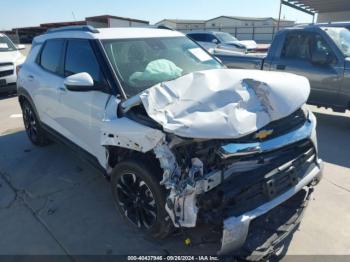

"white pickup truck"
[0,33,26,94]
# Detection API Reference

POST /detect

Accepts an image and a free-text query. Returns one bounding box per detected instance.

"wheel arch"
[17,87,41,121]
[106,146,163,179]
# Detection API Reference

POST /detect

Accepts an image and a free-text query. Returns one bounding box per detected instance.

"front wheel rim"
[23,105,38,142]
[115,173,157,229]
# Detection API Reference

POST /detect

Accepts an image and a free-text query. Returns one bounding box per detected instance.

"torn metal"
[101,117,165,153]
[153,140,222,228]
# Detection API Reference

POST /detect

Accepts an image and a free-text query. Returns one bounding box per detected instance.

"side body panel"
[216,53,264,70]
[340,59,350,109]
[266,29,346,109]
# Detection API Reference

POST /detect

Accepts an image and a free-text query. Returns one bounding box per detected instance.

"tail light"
[16,65,21,75]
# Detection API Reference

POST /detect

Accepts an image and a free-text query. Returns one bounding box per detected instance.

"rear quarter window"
[39,39,64,74]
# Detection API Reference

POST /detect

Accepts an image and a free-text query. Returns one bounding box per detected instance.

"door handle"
[276,64,286,70]
[58,86,67,92]
[27,75,34,81]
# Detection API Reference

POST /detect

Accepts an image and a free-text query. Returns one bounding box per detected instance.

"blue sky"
[1,0,314,30]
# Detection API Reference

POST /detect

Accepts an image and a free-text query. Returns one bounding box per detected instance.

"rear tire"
[111,160,173,239]
[21,100,51,146]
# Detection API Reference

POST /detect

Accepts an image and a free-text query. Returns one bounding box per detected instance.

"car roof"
[284,23,350,31]
[187,31,220,35]
[33,27,184,44]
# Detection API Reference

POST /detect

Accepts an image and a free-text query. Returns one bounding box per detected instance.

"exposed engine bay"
[149,111,322,255]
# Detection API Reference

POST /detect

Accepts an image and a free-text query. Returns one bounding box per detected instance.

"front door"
[57,39,110,163]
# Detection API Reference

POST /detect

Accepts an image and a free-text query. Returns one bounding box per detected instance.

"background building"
[1,15,149,43]
[281,0,350,23]
[205,16,294,28]
[318,11,350,23]
[86,15,149,28]
[155,16,295,43]
[155,19,205,31]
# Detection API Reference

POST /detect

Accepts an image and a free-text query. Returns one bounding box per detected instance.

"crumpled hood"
[138,69,310,139]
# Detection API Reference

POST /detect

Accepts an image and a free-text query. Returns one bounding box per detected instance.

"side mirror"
[17,44,26,50]
[311,50,331,65]
[341,43,349,53]
[64,72,95,92]
[212,39,219,44]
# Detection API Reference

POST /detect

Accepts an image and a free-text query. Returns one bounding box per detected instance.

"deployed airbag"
[139,69,310,139]
[129,59,183,87]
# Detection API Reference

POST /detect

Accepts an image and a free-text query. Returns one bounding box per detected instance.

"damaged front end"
[106,68,323,257]
[149,109,322,256]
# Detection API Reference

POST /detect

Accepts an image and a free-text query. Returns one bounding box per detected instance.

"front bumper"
[0,63,16,94]
[0,82,17,94]
[218,158,323,255]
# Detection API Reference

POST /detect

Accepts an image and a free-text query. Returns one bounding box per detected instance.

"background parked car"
[0,33,26,94]
[187,31,269,54]
[216,24,350,113]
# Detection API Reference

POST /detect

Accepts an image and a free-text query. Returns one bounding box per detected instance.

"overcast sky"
[1,0,314,30]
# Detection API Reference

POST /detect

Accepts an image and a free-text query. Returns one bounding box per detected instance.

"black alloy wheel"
[23,102,39,143]
[115,172,157,229]
[111,161,173,239]
[21,100,50,146]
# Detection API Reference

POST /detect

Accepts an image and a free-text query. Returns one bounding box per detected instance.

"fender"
[17,86,41,121]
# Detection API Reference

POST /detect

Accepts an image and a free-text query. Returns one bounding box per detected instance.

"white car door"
[58,39,110,163]
[27,39,66,132]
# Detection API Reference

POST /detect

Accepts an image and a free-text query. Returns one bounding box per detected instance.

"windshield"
[0,35,17,52]
[322,27,350,57]
[102,37,222,97]
[215,32,238,43]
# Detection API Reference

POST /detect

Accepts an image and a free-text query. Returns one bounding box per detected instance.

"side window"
[312,34,334,58]
[40,39,64,74]
[281,32,312,60]
[189,34,205,42]
[64,39,105,85]
[282,32,336,64]
[204,34,217,43]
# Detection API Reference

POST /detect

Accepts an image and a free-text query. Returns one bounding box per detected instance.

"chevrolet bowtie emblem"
[254,129,274,140]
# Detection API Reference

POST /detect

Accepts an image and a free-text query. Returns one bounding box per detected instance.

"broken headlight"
[301,104,310,120]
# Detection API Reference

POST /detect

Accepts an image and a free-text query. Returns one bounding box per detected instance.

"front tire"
[21,100,51,146]
[111,160,172,239]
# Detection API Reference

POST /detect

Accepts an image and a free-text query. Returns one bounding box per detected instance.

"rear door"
[57,39,110,162]
[269,30,343,107]
[31,39,65,131]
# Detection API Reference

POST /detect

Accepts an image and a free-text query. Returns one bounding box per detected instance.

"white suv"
[17,26,323,258]
[0,33,26,94]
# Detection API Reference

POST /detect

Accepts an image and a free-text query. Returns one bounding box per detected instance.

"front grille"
[198,139,315,220]
[0,62,13,67]
[233,108,306,143]
[0,70,14,77]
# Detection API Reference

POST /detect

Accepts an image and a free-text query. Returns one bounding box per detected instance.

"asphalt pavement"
[0,94,349,259]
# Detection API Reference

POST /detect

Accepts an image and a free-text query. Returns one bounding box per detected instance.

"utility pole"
[277,0,282,31]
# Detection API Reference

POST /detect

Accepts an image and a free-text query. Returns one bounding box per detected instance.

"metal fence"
[177,25,292,44]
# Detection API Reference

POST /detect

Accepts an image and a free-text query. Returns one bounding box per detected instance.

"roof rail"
[156,25,175,31]
[46,25,99,34]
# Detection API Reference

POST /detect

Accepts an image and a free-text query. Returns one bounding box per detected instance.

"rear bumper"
[218,158,323,255]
